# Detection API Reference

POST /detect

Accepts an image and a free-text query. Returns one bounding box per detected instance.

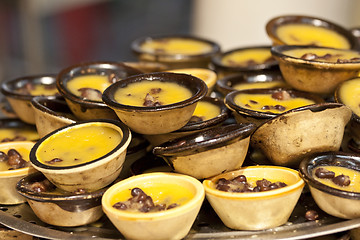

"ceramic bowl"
[0,74,58,124]
[29,119,132,192]
[266,15,359,49]
[144,96,230,146]
[251,103,352,167]
[224,88,324,126]
[153,123,256,179]
[165,68,217,95]
[131,34,221,69]
[203,166,305,230]
[271,45,360,95]
[0,118,39,143]
[211,45,279,78]
[299,151,360,219]
[102,172,204,240]
[16,171,106,227]
[0,141,37,204]
[215,70,287,97]
[102,72,208,135]
[31,95,77,138]
[56,61,142,121]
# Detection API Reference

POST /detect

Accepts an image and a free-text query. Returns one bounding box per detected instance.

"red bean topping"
[150,88,162,94]
[1,136,27,143]
[332,174,351,187]
[45,158,63,164]
[315,167,335,179]
[7,149,28,169]
[77,88,102,101]
[305,210,319,221]
[28,179,55,193]
[274,105,286,111]
[249,100,258,104]
[143,93,162,107]
[0,151,8,162]
[262,105,271,110]
[271,90,291,101]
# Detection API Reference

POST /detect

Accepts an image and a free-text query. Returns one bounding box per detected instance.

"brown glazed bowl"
[131,34,221,69]
[211,45,279,78]
[56,61,142,120]
[31,95,77,138]
[153,123,256,179]
[144,96,230,146]
[16,171,106,227]
[215,70,286,97]
[224,88,324,126]
[299,151,360,219]
[0,74,58,124]
[271,45,360,95]
[102,72,208,135]
[266,15,359,49]
[251,103,352,167]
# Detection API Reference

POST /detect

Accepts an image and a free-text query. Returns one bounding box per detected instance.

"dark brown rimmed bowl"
[251,103,352,167]
[266,15,359,49]
[271,45,360,95]
[299,151,360,219]
[16,171,106,227]
[102,72,208,135]
[215,70,286,97]
[144,96,230,146]
[224,88,325,126]
[131,34,221,69]
[0,74,58,124]
[56,61,142,120]
[153,123,256,179]
[31,95,77,138]
[211,45,279,78]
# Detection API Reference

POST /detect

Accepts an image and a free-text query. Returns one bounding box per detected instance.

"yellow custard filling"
[283,48,360,62]
[192,101,221,121]
[233,81,288,91]
[114,80,192,107]
[276,24,351,49]
[140,38,213,55]
[313,166,360,192]
[0,128,39,142]
[27,85,58,96]
[221,48,274,67]
[0,146,31,171]
[36,123,122,167]
[338,78,360,116]
[66,75,111,101]
[110,182,194,210]
[234,92,315,114]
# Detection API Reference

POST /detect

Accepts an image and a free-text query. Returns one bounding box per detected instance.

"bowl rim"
[203,165,305,198]
[131,34,221,59]
[0,141,36,177]
[56,61,143,108]
[16,171,106,201]
[102,172,205,219]
[299,151,360,200]
[29,119,131,171]
[102,72,208,112]
[0,74,58,101]
[265,14,359,50]
[224,88,325,118]
[211,45,279,71]
[271,45,360,68]
[164,67,218,87]
[152,123,256,156]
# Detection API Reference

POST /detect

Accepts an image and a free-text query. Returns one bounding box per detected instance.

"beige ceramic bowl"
[271,45,360,95]
[29,119,131,192]
[153,123,256,179]
[56,61,142,121]
[0,141,36,204]
[165,68,217,95]
[251,103,352,167]
[16,171,106,227]
[102,72,208,135]
[102,172,205,240]
[31,95,77,138]
[299,151,360,219]
[0,74,58,124]
[203,166,304,230]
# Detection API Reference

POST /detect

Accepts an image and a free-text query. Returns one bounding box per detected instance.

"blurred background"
[1,0,360,83]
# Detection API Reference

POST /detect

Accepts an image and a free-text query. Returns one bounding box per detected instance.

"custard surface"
[0,146,31,171]
[67,75,111,99]
[0,128,39,142]
[283,48,360,62]
[233,81,287,91]
[192,101,221,121]
[221,48,273,67]
[338,78,360,116]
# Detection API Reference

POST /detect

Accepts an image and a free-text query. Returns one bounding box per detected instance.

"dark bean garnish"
[188,115,204,123]
[301,53,318,60]
[29,179,55,193]
[78,88,102,101]
[143,93,162,107]
[315,167,335,179]
[274,105,286,111]
[7,149,27,169]
[216,176,287,192]
[150,88,162,94]
[167,203,179,210]
[232,175,247,184]
[305,210,319,221]
[262,105,270,110]
[0,151,8,162]
[249,100,258,104]
[45,158,63,164]
[113,202,128,210]
[256,179,272,191]
[332,174,351,186]
[131,187,144,197]
[271,91,291,101]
